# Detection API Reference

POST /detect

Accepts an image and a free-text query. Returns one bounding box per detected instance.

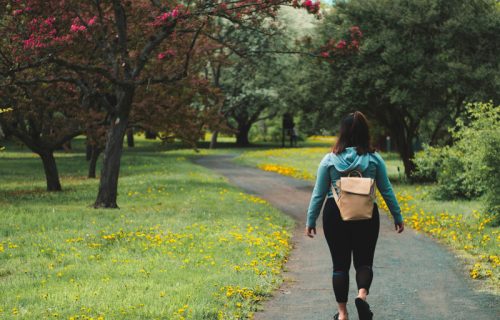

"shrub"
[411,145,444,182]
[483,134,500,224]
[437,102,499,200]
[414,102,499,206]
[435,146,486,199]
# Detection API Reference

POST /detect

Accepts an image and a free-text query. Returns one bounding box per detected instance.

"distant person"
[305,111,404,320]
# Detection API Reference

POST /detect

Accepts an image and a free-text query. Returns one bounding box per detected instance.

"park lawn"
[235,146,500,293]
[0,140,294,319]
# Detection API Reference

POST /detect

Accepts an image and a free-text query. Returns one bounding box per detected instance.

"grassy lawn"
[235,141,499,293]
[0,138,294,319]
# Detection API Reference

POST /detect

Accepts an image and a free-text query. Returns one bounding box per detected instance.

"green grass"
[235,145,499,293]
[0,139,294,319]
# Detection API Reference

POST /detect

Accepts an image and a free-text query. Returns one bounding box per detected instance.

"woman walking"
[305,111,404,320]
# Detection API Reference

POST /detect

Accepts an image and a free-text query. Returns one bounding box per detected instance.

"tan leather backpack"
[331,170,375,221]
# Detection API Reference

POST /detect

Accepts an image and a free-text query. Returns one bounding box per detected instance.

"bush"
[483,134,500,224]
[414,102,499,206]
[411,146,444,182]
[435,146,486,199]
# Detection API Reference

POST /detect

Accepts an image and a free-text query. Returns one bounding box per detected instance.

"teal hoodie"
[306,147,403,227]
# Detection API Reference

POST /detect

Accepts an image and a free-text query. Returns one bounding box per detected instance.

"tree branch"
[112,0,132,77]
[50,57,121,84]
[132,22,177,79]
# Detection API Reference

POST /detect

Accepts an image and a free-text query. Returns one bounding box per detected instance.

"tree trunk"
[94,117,128,207]
[400,150,416,179]
[126,128,135,147]
[86,143,92,161]
[282,127,285,147]
[236,123,251,146]
[94,88,135,208]
[39,151,62,191]
[88,146,103,178]
[392,129,416,179]
[209,131,219,149]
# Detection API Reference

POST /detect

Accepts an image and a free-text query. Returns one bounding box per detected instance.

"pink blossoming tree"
[1,0,324,208]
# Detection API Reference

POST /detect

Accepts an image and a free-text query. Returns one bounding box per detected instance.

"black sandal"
[355,297,373,320]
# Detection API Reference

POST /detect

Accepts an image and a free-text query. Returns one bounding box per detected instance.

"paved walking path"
[194,155,499,320]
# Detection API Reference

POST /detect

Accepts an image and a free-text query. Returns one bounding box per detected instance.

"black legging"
[322,198,380,303]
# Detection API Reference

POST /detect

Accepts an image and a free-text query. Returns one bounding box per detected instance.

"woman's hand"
[305,226,316,238]
[395,221,404,233]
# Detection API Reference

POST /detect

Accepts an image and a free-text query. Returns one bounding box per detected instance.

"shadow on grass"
[0,174,231,207]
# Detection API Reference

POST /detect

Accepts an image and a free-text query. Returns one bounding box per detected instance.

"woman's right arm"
[374,153,404,230]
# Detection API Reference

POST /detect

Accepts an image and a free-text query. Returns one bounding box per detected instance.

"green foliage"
[483,134,500,224]
[435,146,486,199]
[411,146,445,183]
[207,18,294,145]
[300,0,500,176]
[414,102,500,214]
[249,118,282,143]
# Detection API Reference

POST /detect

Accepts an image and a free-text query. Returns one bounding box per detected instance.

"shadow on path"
[194,155,499,320]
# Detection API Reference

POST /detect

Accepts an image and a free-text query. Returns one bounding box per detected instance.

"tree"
[1,0,320,207]
[204,8,318,146]
[219,48,286,146]
[307,0,500,177]
[0,82,82,191]
[130,77,223,148]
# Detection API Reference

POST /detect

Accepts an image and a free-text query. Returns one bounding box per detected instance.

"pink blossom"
[350,26,360,32]
[23,37,46,49]
[160,12,171,21]
[88,16,97,26]
[320,51,330,58]
[303,0,320,14]
[70,24,86,32]
[44,17,55,26]
[153,5,184,26]
[13,9,24,16]
[336,39,347,49]
[350,26,363,38]
[157,52,166,60]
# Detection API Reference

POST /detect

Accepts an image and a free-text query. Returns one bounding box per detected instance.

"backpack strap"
[331,180,341,203]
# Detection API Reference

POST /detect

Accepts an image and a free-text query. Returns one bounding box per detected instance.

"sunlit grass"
[0,142,294,319]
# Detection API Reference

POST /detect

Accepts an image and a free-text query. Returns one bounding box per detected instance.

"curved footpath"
[194,155,499,320]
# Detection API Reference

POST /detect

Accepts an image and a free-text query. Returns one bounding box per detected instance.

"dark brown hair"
[332,111,375,155]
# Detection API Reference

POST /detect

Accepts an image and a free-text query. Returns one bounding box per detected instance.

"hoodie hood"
[330,147,370,173]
